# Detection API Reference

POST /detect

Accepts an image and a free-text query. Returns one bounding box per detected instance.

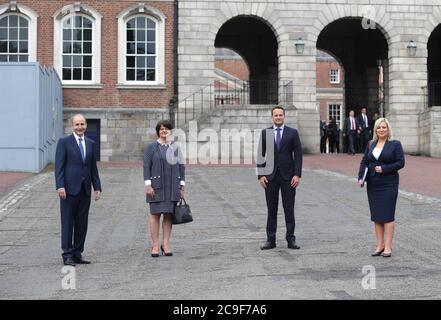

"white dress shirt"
[73,132,86,156]
[273,124,285,143]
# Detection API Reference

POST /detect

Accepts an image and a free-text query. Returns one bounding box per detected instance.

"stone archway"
[428,24,441,107]
[317,18,389,119]
[215,16,278,104]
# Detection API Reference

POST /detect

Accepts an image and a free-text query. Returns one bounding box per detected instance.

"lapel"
[369,140,389,161]
[368,140,377,161]
[84,138,91,164]
[379,140,390,161]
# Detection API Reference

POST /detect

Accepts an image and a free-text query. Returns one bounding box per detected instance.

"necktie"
[275,128,281,150]
[78,138,85,162]
[351,117,355,130]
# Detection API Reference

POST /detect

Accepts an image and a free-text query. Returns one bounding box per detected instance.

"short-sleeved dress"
[150,143,176,214]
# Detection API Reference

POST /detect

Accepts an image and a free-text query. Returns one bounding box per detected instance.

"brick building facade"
[0,0,176,160]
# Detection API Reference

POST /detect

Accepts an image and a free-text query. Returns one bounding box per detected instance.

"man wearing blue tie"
[358,107,371,153]
[257,106,303,250]
[55,114,102,266]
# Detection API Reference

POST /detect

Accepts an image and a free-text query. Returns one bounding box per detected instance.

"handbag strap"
[179,198,187,206]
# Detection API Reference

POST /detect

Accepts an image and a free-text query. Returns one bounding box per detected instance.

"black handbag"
[172,198,193,224]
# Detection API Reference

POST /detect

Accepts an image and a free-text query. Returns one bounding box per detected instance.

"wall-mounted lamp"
[294,37,305,54]
[407,40,417,56]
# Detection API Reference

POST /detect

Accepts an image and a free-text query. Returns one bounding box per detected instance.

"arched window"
[54,4,101,86]
[117,4,165,86]
[0,2,38,62]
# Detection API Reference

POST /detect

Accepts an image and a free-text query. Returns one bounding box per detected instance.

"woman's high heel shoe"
[151,247,159,258]
[160,245,173,256]
[371,248,385,256]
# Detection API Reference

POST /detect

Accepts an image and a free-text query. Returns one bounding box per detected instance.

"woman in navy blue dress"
[358,118,405,258]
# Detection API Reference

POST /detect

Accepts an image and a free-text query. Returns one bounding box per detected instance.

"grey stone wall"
[179,0,441,156]
[430,107,441,157]
[63,108,168,161]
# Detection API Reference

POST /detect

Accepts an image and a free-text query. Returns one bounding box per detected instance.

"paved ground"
[0,154,440,300]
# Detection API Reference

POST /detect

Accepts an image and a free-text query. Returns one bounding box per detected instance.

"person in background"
[343,110,357,155]
[320,120,327,153]
[358,107,371,152]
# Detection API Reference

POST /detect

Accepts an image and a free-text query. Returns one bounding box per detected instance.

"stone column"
[387,37,427,154]
[280,35,319,153]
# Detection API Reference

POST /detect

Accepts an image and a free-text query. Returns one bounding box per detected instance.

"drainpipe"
[170,0,179,122]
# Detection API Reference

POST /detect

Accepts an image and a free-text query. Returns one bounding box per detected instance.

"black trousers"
[360,129,370,153]
[264,170,296,243]
[60,182,91,259]
[347,131,356,154]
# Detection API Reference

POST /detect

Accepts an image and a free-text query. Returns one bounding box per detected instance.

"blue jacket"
[257,126,303,181]
[55,134,101,196]
[358,139,405,181]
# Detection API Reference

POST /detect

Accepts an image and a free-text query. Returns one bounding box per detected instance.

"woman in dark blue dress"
[143,120,185,257]
[358,118,405,258]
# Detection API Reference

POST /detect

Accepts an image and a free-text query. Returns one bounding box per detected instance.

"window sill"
[116,84,167,90]
[63,84,104,89]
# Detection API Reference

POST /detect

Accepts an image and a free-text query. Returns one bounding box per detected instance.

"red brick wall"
[319,100,328,121]
[215,59,249,80]
[316,61,344,88]
[2,0,175,108]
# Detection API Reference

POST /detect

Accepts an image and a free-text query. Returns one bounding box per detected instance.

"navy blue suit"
[358,140,404,222]
[55,134,101,259]
[257,126,303,243]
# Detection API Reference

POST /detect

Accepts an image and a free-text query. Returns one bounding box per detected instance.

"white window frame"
[0,2,38,62]
[117,4,166,87]
[330,68,340,84]
[328,103,343,128]
[53,4,101,87]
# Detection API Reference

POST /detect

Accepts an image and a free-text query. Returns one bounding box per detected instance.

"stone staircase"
[172,104,299,164]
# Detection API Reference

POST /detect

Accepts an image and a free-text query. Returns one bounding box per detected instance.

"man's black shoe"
[63,257,76,266]
[287,240,300,249]
[73,257,91,264]
[260,241,276,250]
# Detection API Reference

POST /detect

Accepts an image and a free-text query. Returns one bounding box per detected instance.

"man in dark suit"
[343,110,357,155]
[357,107,371,153]
[257,106,302,250]
[55,114,102,266]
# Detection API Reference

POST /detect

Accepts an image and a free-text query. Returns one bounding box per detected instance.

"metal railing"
[170,79,293,129]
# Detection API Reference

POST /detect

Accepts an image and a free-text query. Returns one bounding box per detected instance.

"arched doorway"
[215,16,278,104]
[317,18,389,153]
[214,48,250,105]
[316,49,345,153]
[317,18,389,118]
[428,24,441,107]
